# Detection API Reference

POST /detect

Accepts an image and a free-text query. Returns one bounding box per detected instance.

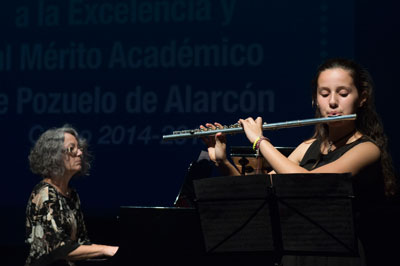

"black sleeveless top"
[281,137,386,266]
[299,137,385,211]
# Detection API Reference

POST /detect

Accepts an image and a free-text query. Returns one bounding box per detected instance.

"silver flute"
[162,114,357,141]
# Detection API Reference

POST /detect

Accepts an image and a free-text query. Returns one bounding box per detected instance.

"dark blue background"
[1,0,399,261]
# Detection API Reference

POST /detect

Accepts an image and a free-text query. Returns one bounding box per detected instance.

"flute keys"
[230,123,242,128]
[172,123,242,135]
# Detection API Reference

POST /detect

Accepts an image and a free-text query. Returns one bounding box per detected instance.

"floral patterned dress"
[25,181,91,266]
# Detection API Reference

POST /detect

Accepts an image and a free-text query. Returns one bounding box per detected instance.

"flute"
[162,114,357,141]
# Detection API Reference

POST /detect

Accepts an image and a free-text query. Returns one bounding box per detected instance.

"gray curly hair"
[28,125,91,178]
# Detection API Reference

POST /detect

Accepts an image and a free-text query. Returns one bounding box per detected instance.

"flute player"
[201,58,397,266]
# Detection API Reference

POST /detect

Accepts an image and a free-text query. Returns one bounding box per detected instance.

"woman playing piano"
[25,125,118,266]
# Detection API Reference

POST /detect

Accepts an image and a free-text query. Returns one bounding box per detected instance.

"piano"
[98,206,205,266]
[94,206,272,266]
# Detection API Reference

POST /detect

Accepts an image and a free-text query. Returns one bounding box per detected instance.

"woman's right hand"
[103,245,119,257]
[200,122,227,164]
[67,244,119,260]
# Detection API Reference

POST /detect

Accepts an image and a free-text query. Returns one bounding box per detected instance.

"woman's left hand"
[238,117,264,144]
[200,122,227,164]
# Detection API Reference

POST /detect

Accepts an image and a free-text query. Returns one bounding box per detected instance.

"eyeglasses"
[65,146,82,157]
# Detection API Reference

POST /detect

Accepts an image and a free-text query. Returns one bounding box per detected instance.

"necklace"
[327,129,356,153]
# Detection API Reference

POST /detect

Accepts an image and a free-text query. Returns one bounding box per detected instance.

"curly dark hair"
[311,58,397,196]
[28,125,91,178]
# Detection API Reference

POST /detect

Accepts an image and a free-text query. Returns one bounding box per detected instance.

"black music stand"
[193,173,357,266]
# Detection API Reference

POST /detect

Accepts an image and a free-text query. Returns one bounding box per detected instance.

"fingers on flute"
[242,117,261,124]
[200,124,212,131]
[204,123,215,129]
[214,122,223,129]
[199,125,210,143]
[248,117,257,123]
[205,122,224,130]
[238,118,250,125]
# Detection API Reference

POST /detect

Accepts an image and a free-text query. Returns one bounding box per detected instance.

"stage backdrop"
[0,0,354,245]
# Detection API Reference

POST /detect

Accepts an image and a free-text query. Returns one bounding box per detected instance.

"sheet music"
[194,175,274,252]
[194,173,357,255]
[197,200,274,252]
[279,198,355,253]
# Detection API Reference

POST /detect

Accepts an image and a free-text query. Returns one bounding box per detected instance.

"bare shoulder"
[358,139,380,149]
[346,139,381,159]
[302,138,317,146]
[313,139,381,175]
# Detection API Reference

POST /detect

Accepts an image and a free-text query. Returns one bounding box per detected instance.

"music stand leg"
[238,157,249,176]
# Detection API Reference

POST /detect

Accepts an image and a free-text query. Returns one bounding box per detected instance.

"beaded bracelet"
[253,136,270,151]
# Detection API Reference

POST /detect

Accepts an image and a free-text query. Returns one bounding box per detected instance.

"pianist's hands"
[104,245,119,257]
